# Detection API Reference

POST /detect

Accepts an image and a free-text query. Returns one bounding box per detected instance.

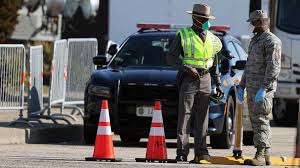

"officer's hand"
[237,86,245,102]
[255,88,266,103]
[216,85,224,98]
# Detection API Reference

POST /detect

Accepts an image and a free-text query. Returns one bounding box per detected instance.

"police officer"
[237,10,282,166]
[167,4,223,163]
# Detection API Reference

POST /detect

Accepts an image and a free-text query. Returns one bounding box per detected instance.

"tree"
[0,0,22,43]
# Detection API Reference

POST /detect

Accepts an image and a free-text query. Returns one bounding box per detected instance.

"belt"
[196,69,209,77]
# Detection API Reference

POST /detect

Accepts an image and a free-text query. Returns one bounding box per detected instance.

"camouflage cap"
[247,10,268,22]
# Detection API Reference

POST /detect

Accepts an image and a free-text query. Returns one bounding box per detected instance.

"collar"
[253,28,270,40]
[191,25,204,34]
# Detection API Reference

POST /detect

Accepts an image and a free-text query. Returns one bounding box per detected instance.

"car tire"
[83,121,97,144]
[210,95,235,149]
[243,131,254,145]
[120,134,141,143]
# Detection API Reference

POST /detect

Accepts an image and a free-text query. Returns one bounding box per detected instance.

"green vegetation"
[0,0,22,43]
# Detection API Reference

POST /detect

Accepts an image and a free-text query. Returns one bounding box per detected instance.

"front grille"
[119,84,178,101]
[118,104,177,129]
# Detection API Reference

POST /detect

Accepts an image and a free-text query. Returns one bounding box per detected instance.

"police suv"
[84,23,253,149]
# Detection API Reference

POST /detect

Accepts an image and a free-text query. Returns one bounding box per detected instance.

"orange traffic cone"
[135,101,176,163]
[85,100,121,162]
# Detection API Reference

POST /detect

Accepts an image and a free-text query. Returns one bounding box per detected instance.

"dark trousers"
[177,73,211,156]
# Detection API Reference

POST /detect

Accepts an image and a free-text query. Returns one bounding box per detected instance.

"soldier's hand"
[255,88,266,103]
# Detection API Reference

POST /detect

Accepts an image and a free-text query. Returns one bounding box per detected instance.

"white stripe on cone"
[97,126,112,135]
[149,127,165,136]
[152,110,163,123]
[99,109,110,122]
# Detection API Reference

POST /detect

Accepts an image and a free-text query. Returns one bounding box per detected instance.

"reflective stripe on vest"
[178,27,221,69]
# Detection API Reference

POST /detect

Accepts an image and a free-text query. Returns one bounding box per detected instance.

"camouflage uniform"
[240,29,282,149]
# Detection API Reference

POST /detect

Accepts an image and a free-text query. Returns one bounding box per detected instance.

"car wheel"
[83,121,97,144]
[210,95,234,149]
[243,131,254,145]
[120,134,141,143]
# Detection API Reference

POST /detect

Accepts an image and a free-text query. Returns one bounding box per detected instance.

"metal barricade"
[0,45,26,112]
[28,45,44,114]
[64,38,97,116]
[28,45,59,126]
[48,40,68,109]
[0,44,28,127]
[11,45,57,127]
[47,40,73,123]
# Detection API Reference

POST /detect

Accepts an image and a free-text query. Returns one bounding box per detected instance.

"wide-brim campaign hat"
[186,4,216,19]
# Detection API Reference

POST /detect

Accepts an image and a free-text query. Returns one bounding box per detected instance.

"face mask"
[193,16,210,30]
[202,21,211,31]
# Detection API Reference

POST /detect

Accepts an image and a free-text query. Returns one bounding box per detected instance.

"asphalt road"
[0,127,296,168]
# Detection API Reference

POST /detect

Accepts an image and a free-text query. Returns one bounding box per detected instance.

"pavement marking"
[199,156,300,166]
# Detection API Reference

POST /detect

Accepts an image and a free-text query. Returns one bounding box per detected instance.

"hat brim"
[186,11,216,19]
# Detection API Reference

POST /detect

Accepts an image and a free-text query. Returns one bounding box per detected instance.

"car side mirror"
[107,44,118,56]
[232,60,246,70]
[223,50,234,60]
[93,55,108,66]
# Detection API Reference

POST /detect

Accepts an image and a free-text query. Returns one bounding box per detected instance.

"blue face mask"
[202,21,211,31]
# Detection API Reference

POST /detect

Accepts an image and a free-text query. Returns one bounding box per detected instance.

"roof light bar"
[209,26,231,31]
[137,23,188,29]
[137,23,231,32]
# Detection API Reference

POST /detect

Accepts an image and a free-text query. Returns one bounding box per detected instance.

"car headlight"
[88,85,111,98]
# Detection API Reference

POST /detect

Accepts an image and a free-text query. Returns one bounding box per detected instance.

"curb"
[0,127,26,144]
[0,125,83,144]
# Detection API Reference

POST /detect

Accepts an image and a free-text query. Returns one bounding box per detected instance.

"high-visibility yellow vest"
[177,27,222,70]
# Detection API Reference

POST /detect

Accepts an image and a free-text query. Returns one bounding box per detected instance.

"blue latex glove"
[255,88,266,103]
[237,86,244,102]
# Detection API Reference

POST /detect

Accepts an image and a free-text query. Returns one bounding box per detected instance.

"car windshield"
[111,36,173,67]
[277,0,300,34]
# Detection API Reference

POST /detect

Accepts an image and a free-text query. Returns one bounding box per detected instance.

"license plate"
[136,106,153,117]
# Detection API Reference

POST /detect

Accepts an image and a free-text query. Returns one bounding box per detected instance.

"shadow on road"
[113,140,194,149]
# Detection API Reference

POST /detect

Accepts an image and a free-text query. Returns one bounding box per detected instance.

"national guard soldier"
[167,4,223,163]
[237,10,282,166]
